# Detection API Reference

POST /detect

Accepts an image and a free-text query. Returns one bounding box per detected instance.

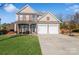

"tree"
[0,18,1,30]
[73,13,79,29]
[67,14,77,35]
[1,23,8,30]
[68,20,76,35]
[57,13,79,34]
[74,13,79,24]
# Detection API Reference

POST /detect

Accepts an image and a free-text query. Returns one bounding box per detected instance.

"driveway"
[38,34,79,55]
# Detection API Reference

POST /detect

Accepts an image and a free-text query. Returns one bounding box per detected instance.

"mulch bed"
[6,31,16,35]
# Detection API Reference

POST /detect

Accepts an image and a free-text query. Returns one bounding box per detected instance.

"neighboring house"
[5,23,14,31]
[14,4,61,34]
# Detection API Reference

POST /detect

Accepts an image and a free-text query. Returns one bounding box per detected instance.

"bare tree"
[74,13,79,24]
[67,14,78,36]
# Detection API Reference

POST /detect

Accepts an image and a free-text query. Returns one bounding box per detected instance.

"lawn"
[0,35,42,55]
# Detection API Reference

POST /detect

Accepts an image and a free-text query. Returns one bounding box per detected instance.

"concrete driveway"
[38,34,79,55]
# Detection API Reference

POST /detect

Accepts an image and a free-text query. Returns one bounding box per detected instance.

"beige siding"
[39,13,58,22]
[20,6,37,13]
[6,24,14,31]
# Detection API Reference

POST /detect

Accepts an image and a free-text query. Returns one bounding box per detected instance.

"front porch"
[16,24,37,34]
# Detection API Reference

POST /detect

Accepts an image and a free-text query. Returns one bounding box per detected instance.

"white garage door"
[38,24,47,34]
[49,24,59,34]
[37,24,59,34]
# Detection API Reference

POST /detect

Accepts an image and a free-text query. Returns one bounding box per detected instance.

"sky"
[0,3,79,24]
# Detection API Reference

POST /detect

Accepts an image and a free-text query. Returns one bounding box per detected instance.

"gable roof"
[17,4,38,14]
[38,12,61,23]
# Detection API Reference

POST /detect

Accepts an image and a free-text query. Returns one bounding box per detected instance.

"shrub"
[0,32,3,35]
[10,29,14,32]
[0,30,8,35]
[72,29,79,32]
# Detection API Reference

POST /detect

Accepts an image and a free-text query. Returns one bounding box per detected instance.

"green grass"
[0,35,42,55]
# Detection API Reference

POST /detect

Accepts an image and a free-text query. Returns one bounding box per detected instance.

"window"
[26,15,29,21]
[20,15,23,20]
[47,17,50,21]
[32,15,36,20]
[23,15,26,20]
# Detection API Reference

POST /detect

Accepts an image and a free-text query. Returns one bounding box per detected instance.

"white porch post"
[17,24,19,34]
[29,24,30,33]
[14,23,16,32]
[36,24,37,34]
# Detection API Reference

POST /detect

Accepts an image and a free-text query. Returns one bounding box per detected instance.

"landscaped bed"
[0,35,42,55]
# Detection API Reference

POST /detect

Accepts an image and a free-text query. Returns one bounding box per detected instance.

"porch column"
[14,23,16,32]
[29,24,30,34]
[17,24,20,34]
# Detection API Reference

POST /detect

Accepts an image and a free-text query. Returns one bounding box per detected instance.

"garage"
[37,12,60,34]
[37,24,47,34]
[49,24,59,34]
[37,24,59,34]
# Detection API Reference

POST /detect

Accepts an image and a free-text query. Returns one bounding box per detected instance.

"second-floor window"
[20,15,23,20]
[47,17,50,21]
[26,15,29,21]
[32,15,36,20]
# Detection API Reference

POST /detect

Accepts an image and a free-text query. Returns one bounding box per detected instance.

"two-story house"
[14,4,61,34]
